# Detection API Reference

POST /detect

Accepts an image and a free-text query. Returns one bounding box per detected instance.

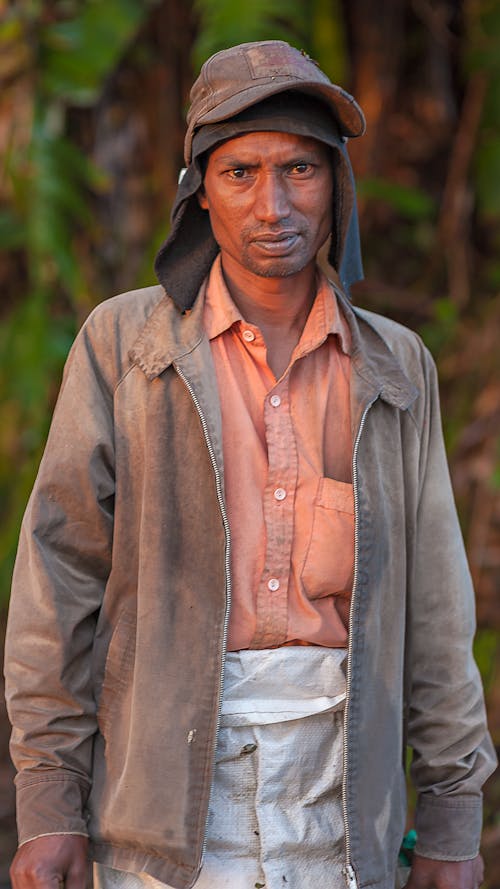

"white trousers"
[94,647,350,888]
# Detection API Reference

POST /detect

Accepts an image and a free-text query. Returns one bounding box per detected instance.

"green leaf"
[418,298,459,355]
[482,77,500,127]
[464,0,500,74]
[39,0,152,104]
[0,15,24,44]
[358,177,436,220]
[192,0,307,70]
[309,0,347,85]
[490,438,500,491]
[23,107,108,291]
[0,210,25,249]
[475,136,500,218]
[473,629,499,692]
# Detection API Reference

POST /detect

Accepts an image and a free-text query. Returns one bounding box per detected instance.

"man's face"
[198,131,333,281]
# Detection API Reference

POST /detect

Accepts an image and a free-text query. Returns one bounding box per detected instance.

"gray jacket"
[5,278,496,889]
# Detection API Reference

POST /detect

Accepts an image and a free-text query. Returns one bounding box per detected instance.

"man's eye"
[291,162,311,174]
[228,168,247,179]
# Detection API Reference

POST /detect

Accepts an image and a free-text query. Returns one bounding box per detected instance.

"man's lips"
[250,231,300,253]
[250,231,298,242]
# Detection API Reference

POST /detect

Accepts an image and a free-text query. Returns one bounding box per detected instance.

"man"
[5,40,496,889]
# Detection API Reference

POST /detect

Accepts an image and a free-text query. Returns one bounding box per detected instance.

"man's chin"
[243,255,311,279]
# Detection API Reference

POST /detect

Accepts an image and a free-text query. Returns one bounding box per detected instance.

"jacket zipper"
[174,364,232,883]
[342,395,379,889]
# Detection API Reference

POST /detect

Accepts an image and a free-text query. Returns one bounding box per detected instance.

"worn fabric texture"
[5,275,497,889]
[94,647,347,889]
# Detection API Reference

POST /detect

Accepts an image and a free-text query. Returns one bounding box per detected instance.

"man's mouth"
[250,231,300,253]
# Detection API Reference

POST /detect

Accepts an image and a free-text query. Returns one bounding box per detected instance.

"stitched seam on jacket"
[16,775,90,789]
[91,839,194,870]
[418,797,482,809]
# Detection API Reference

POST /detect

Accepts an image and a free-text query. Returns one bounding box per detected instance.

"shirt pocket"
[301,476,354,600]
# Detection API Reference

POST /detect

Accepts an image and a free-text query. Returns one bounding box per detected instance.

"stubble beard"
[239,237,312,279]
[242,254,311,278]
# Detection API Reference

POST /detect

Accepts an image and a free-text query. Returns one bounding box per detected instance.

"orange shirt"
[204,257,354,650]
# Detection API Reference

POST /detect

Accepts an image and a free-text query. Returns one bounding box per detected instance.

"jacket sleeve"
[4,318,115,845]
[408,346,497,860]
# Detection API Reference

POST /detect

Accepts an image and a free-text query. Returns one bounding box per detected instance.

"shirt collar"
[203,255,351,356]
[203,255,243,340]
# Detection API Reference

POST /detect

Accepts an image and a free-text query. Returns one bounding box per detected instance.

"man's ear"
[197,186,208,210]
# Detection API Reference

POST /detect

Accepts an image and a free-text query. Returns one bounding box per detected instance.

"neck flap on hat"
[154,93,364,311]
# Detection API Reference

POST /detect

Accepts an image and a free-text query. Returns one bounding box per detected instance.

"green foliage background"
[1,0,155,595]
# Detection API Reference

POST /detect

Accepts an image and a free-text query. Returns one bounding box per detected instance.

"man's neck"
[220,256,317,379]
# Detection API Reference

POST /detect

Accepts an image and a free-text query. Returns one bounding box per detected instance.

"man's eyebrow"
[211,151,323,167]
[211,154,255,166]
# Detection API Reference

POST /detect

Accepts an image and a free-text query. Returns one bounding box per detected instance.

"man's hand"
[10,834,89,889]
[405,853,484,889]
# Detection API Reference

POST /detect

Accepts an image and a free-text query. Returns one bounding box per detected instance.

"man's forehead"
[207,130,331,163]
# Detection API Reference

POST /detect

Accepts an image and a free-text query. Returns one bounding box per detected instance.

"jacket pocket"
[97,606,136,732]
[301,477,354,600]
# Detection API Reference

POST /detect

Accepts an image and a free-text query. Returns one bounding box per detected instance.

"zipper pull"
[343,863,358,889]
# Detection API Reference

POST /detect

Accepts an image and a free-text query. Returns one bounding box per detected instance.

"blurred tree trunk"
[79,0,196,306]
[341,0,406,180]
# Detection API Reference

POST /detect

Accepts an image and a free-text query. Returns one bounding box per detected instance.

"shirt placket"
[251,376,298,648]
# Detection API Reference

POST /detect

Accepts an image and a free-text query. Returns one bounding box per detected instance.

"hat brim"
[185,80,365,163]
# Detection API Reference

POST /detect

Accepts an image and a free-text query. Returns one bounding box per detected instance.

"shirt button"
[268,578,280,592]
[270,394,281,407]
[242,329,255,342]
[274,488,286,501]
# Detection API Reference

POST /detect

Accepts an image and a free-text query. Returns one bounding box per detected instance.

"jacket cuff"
[15,772,90,846]
[414,794,483,861]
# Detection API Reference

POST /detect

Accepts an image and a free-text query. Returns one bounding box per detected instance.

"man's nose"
[254,173,291,223]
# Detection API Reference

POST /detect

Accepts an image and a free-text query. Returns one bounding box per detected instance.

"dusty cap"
[185,39,366,164]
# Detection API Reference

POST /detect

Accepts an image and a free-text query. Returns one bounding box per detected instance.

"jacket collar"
[129,287,206,380]
[130,279,419,411]
[335,289,419,410]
